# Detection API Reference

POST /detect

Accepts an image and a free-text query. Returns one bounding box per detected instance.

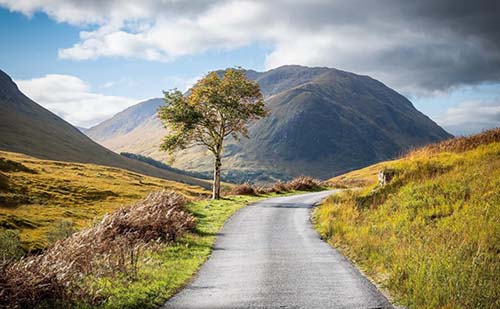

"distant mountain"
[86,65,452,181]
[86,98,168,161]
[0,69,209,188]
[76,126,87,133]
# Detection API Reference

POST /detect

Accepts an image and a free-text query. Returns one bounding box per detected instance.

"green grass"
[314,135,500,308]
[0,149,316,308]
[0,151,208,251]
[89,192,296,308]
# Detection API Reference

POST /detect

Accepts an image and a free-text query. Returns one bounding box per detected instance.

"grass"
[0,149,313,307]
[61,192,300,308]
[314,129,500,308]
[93,194,268,308]
[0,150,208,251]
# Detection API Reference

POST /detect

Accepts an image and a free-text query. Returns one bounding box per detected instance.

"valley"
[1,2,498,308]
[86,65,451,182]
[0,66,497,308]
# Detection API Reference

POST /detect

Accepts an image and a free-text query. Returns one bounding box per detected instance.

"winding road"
[164,191,392,308]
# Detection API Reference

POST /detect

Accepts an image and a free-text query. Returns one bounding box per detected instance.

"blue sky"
[0,2,499,134]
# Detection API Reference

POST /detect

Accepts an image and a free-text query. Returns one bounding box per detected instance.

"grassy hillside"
[1,152,315,307]
[0,150,208,251]
[314,129,500,308]
[0,69,210,189]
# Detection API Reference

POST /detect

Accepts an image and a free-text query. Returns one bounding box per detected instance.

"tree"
[158,68,267,199]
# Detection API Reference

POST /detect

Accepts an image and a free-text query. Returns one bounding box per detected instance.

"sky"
[0,0,499,135]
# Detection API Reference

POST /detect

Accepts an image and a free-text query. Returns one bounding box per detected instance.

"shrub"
[271,180,288,193]
[230,182,257,195]
[0,172,9,191]
[285,176,322,191]
[0,158,37,173]
[0,191,196,307]
[46,220,76,244]
[0,230,24,263]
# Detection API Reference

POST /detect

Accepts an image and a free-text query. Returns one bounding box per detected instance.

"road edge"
[309,192,401,309]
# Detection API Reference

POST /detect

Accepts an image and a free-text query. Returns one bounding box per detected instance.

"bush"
[230,182,256,195]
[0,158,37,173]
[228,177,326,196]
[0,191,196,307]
[0,172,9,191]
[0,230,24,263]
[285,176,322,191]
[46,220,76,244]
[270,180,288,193]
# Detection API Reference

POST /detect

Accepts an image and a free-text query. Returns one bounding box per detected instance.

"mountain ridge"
[86,65,452,181]
[0,69,210,188]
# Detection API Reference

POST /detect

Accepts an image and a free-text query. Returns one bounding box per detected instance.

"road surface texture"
[164,191,392,309]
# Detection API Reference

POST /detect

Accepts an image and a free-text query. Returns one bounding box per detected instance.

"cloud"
[16,74,138,128]
[2,0,500,94]
[437,99,500,135]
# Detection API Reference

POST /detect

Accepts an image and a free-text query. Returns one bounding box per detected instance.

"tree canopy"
[159,68,267,199]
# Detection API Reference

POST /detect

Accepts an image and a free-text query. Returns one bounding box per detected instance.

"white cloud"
[16,74,138,128]
[2,1,500,94]
[437,100,500,135]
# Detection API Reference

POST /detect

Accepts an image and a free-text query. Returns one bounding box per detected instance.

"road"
[164,191,392,308]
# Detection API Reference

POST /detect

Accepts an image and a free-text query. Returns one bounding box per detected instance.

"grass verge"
[314,130,500,308]
[96,191,304,308]
[94,194,261,307]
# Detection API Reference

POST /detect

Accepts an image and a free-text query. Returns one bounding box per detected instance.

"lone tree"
[158,68,267,199]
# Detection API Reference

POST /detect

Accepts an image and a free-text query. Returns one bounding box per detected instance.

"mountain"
[0,69,209,188]
[86,65,452,181]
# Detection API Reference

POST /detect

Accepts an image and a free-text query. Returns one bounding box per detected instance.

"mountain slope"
[0,150,208,250]
[86,98,167,160]
[0,69,209,188]
[316,128,500,307]
[86,65,452,181]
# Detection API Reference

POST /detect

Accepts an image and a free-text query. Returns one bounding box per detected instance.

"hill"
[0,150,208,251]
[315,128,500,307]
[86,65,451,182]
[0,69,210,188]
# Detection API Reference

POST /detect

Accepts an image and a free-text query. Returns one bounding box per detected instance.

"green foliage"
[46,220,76,244]
[159,68,266,155]
[159,68,267,198]
[0,230,24,262]
[314,140,500,308]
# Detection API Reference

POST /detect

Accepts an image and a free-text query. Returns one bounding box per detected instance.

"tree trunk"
[212,153,222,199]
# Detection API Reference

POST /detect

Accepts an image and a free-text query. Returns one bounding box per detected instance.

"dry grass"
[285,176,323,191]
[230,182,257,195]
[315,129,500,308]
[0,151,208,251]
[409,127,500,155]
[229,176,325,196]
[0,191,196,308]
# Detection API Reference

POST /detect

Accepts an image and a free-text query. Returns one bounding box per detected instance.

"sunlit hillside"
[315,128,500,308]
[0,151,208,251]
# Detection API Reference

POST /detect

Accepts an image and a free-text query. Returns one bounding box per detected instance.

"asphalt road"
[164,191,392,309]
